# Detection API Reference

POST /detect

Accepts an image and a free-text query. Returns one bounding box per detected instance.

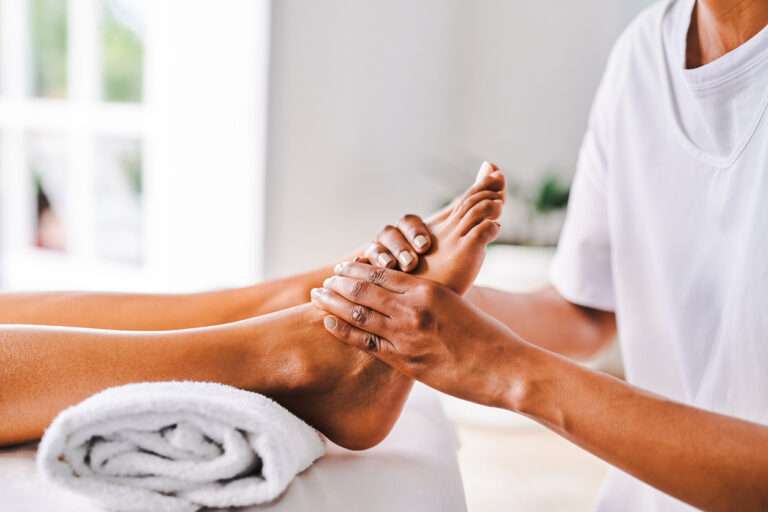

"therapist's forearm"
[467,285,616,359]
[0,265,334,330]
[507,345,768,511]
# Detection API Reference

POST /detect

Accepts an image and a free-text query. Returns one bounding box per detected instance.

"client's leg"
[0,170,504,449]
[0,265,336,331]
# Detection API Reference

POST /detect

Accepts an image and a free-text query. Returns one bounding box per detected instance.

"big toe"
[471,162,506,195]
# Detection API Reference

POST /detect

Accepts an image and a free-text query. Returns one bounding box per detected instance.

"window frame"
[0,0,270,292]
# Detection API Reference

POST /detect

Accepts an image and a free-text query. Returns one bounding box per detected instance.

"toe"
[450,190,504,223]
[458,199,504,236]
[465,219,501,245]
[476,168,506,194]
[469,162,505,195]
[433,164,506,226]
[473,161,497,184]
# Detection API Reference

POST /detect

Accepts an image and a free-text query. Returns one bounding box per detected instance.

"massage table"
[0,383,467,511]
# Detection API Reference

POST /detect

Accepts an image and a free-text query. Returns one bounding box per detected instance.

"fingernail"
[322,277,333,288]
[399,250,414,267]
[377,253,394,267]
[324,316,338,330]
[334,262,347,274]
[475,161,493,184]
[413,235,428,249]
[311,288,323,298]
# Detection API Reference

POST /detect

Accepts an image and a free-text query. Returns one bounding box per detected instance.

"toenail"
[399,251,414,267]
[475,161,493,184]
[323,316,338,330]
[413,235,428,249]
[377,253,394,267]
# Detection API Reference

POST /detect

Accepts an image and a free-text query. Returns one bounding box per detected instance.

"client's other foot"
[265,164,505,450]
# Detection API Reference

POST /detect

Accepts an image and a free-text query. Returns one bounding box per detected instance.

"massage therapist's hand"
[362,161,502,273]
[362,213,433,273]
[310,261,528,409]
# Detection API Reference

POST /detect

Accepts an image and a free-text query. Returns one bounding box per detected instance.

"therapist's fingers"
[396,214,432,254]
[322,276,399,316]
[375,225,419,272]
[333,261,412,293]
[310,287,391,336]
[321,315,399,359]
[363,242,397,269]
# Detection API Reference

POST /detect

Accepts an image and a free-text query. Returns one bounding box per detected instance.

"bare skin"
[0,163,505,450]
[316,261,768,511]
[687,0,768,67]
[0,266,336,331]
[314,1,768,508]
[362,194,616,361]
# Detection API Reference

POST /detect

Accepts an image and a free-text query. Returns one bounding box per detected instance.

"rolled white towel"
[37,381,325,512]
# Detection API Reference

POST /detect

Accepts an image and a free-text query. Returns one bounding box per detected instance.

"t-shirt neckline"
[659,0,768,168]
[680,0,768,90]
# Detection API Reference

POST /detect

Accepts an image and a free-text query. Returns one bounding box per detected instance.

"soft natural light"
[0,0,270,292]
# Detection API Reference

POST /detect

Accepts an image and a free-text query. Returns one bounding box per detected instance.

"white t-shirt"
[550,0,768,510]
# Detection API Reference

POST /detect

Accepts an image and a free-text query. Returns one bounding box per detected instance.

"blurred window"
[101,0,143,102]
[0,1,269,292]
[30,0,69,98]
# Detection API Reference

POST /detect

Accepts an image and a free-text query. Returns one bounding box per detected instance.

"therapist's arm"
[314,262,768,512]
[465,285,616,359]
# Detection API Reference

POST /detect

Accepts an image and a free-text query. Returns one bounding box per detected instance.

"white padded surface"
[0,384,466,512]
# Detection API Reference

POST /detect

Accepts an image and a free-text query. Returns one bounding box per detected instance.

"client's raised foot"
[266,163,505,451]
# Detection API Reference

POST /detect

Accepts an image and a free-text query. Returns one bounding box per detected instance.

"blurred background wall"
[265,0,654,277]
[0,0,656,288]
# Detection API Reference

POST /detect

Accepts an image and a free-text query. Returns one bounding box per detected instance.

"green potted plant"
[497,172,570,246]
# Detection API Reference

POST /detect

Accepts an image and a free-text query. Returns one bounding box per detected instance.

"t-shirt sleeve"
[550,127,615,312]
[550,24,643,312]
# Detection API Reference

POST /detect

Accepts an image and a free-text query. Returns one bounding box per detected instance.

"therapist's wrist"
[496,340,563,419]
[501,341,589,433]
[475,332,536,411]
